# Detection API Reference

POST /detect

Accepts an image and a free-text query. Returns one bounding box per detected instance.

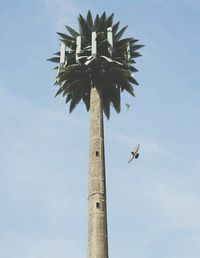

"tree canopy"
[48,10,143,119]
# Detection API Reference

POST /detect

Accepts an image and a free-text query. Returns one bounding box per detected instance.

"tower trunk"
[87,87,109,258]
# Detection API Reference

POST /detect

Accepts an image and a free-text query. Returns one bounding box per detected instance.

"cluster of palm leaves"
[48,10,143,119]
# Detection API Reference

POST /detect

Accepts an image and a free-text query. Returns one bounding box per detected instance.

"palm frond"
[131,44,145,51]
[102,92,110,119]
[49,11,143,118]
[106,13,114,27]
[94,14,100,30]
[65,25,80,38]
[57,32,74,41]
[128,76,139,86]
[115,25,128,41]
[97,12,107,31]
[69,89,83,112]
[112,21,120,35]
[130,52,142,58]
[55,86,64,97]
[47,57,60,63]
[78,14,92,44]
[87,10,93,30]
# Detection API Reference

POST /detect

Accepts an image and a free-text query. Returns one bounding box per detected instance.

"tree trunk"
[87,87,109,258]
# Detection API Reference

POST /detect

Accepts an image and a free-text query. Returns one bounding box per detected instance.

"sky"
[0,0,200,258]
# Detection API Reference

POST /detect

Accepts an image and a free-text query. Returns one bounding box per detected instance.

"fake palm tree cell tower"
[49,10,143,258]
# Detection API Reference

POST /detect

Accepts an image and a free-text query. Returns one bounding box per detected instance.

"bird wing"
[128,153,134,163]
[133,144,140,154]
[128,144,140,163]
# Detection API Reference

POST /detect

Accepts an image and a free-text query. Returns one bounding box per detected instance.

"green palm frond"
[106,13,114,27]
[94,14,100,30]
[112,21,120,35]
[56,32,74,41]
[47,57,60,63]
[69,89,83,112]
[131,44,145,51]
[115,25,128,41]
[65,25,80,38]
[97,12,107,32]
[48,10,143,119]
[78,14,92,44]
[87,10,93,30]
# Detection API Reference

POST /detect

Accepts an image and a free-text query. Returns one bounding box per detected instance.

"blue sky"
[0,0,200,258]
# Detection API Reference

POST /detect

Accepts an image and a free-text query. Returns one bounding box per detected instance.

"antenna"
[91,31,97,57]
[127,42,130,62]
[60,41,66,64]
[56,41,66,84]
[76,35,82,63]
[107,27,113,56]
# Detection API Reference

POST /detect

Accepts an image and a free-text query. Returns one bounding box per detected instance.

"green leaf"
[130,59,136,64]
[87,10,93,30]
[111,67,130,78]
[55,86,64,97]
[109,83,121,113]
[115,25,128,41]
[100,11,106,21]
[60,38,75,48]
[65,25,80,38]
[131,52,142,58]
[102,93,110,119]
[52,66,59,70]
[98,39,110,48]
[112,21,120,34]
[129,66,138,73]
[57,32,74,41]
[47,57,60,63]
[117,80,135,97]
[63,77,85,93]
[98,11,107,31]
[65,92,73,103]
[129,76,139,85]
[115,38,133,49]
[58,64,81,82]
[53,51,60,56]
[69,88,83,112]
[107,13,114,27]
[131,44,145,51]
[94,14,100,29]
[82,90,90,111]
[78,14,92,44]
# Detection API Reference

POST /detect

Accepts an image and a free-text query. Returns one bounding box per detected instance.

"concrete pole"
[87,87,109,258]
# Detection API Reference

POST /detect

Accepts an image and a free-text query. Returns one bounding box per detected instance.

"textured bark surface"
[87,87,108,258]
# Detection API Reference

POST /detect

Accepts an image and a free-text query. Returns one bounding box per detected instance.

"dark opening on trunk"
[96,202,100,208]
[96,151,99,157]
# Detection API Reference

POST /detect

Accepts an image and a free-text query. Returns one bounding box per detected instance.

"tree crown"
[48,10,144,119]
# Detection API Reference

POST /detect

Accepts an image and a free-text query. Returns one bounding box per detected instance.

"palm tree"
[48,10,143,258]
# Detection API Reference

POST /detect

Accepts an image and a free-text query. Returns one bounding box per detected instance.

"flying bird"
[128,144,140,163]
